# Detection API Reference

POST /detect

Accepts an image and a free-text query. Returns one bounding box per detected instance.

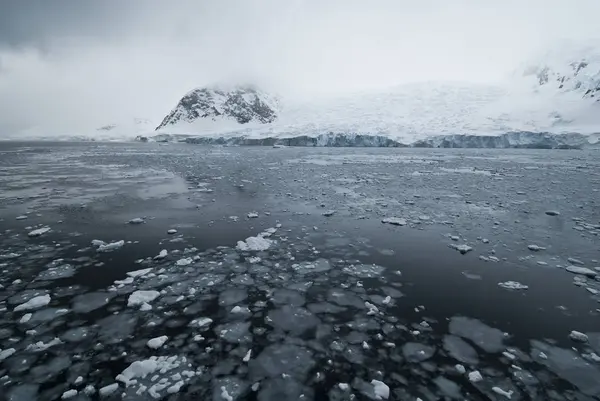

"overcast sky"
[0,0,598,134]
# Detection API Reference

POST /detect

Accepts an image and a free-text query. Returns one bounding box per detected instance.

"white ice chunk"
[96,240,125,252]
[20,313,32,323]
[126,268,153,278]
[569,330,588,342]
[221,386,234,401]
[28,227,51,237]
[236,236,273,252]
[191,317,213,328]
[492,386,514,399]
[26,337,63,352]
[455,364,466,374]
[99,383,119,396]
[371,380,390,399]
[450,244,473,254]
[167,381,184,394]
[14,294,51,311]
[498,281,529,290]
[167,229,178,235]
[468,371,483,383]
[365,301,379,315]
[154,249,168,260]
[0,348,16,361]
[61,389,78,399]
[176,258,193,266]
[381,217,407,226]
[527,244,546,252]
[147,336,169,349]
[128,290,160,307]
[128,218,145,224]
[565,266,597,277]
[243,349,252,362]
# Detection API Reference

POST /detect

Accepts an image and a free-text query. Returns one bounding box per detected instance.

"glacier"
[3,44,600,148]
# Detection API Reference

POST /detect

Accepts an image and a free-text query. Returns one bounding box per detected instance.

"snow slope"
[158,80,599,145]
[153,43,599,145]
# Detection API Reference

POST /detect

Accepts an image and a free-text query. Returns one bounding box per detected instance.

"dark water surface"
[0,142,599,400]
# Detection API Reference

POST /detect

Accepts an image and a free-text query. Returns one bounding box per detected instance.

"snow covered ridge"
[148,131,599,149]
[521,44,600,101]
[156,85,280,130]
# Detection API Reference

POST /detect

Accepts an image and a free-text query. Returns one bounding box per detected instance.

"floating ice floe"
[568,257,584,265]
[28,227,51,237]
[449,244,473,254]
[191,317,213,329]
[381,217,407,226]
[154,249,168,259]
[14,294,51,311]
[498,281,529,290]
[92,239,125,252]
[449,316,507,353]
[98,383,119,396]
[26,337,63,352]
[61,389,77,399]
[147,335,169,349]
[247,212,259,218]
[128,290,160,307]
[468,371,483,383]
[527,244,546,252]
[176,257,193,266]
[565,266,597,277]
[36,264,76,281]
[322,210,336,217]
[237,235,273,252]
[126,268,153,278]
[16,215,28,220]
[492,386,514,399]
[569,330,588,342]
[371,380,390,400]
[20,313,32,323]
[128,217,145,224]
[167,229,178,234]
[0,348,16,361]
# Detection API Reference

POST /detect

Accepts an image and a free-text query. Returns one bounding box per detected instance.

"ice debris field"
[0,143,599,400]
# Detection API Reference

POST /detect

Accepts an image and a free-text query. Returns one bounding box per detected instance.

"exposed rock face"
[525,58,600,101]
[156,86,279,130]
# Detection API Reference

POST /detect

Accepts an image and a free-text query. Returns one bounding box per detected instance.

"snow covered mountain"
[521,45,600,101]
[156,86,279,130]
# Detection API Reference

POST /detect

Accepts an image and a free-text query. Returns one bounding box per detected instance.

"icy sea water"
[0,142,599,401]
